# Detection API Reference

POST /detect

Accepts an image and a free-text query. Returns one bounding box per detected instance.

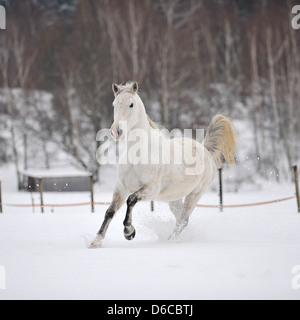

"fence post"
[0,181,3,214]
[39,178,44,214]
[30,191,35,214]
[90,175,95,213]
[151,201,154,212]
[219,168,223,212]
[293,165,300,213]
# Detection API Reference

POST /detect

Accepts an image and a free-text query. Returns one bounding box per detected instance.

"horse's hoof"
[89,235,103,248]
[89,242,101,249]
[125,229,136,241]
[168,222,188,240]
[168,232,176,241]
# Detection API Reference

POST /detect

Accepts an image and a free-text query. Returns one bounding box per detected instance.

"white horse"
[90,81,236,248]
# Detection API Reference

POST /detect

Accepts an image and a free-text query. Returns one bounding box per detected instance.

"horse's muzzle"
[110,124,122,141]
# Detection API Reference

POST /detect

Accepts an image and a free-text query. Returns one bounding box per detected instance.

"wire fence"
[2,195,299,209]
[1,166,300,214]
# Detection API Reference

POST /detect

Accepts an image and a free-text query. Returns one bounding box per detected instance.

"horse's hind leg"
[168,199,183,224]
[168,189,205,240]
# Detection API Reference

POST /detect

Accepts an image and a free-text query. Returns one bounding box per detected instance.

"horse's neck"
[126,98,161,147]
[125,112,154,148]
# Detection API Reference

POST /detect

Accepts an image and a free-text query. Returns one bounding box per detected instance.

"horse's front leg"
[123,193,139,240]
[123,185,156,241]
[89,188,126,248]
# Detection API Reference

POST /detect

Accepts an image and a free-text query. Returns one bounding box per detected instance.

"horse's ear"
[132,81,138,93]
[112,83,120,96]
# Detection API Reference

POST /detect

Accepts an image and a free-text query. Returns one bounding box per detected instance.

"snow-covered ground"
[0,164,300,300]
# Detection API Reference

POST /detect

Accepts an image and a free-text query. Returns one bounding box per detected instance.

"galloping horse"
[90,81,236,248]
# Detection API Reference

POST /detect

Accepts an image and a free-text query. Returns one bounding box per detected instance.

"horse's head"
[110,81,145,141]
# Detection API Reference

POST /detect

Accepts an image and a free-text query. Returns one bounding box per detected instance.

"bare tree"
[61,66,80,166]
[10,24,37,170]
[265,27,281,181]
[0,34,21,188]
[94,0,127,80]
[153,0,191,129]
[248,24,267,176]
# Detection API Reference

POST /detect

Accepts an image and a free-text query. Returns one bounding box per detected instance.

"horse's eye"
[129,103,134,108]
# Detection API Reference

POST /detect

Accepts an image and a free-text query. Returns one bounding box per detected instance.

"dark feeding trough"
[20,168,93,192]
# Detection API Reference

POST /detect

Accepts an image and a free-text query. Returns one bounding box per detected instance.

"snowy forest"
[0,0,300,187]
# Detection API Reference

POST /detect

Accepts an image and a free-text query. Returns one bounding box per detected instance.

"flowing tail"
[204,114,237,166]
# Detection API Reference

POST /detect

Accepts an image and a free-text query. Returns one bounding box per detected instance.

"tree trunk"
[266,28,280,181]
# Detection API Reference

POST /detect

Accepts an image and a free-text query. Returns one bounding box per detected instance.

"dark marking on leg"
[91,190,126,248]
[98,207,116,236]
[123,192,139,240]
[127,193,139,207]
